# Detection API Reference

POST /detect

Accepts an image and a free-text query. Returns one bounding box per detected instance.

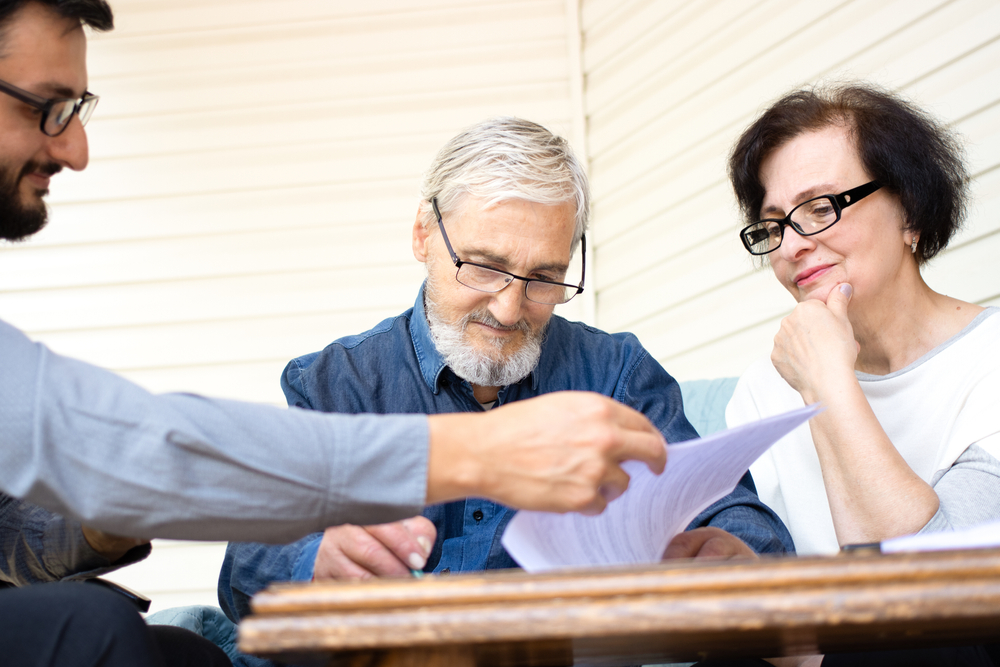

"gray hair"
[418,117,590,249]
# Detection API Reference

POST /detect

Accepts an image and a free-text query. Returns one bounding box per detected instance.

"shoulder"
[288,310,414,375]
[542,316,648,363]
[281,310,418,409]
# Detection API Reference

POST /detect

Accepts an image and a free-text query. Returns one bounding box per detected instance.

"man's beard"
[424,278,548,390]
[0,160,60,242]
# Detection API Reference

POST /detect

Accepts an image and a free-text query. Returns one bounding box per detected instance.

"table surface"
[238,548,1000,666]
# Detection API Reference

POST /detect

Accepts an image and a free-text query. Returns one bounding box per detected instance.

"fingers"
[313,518,435,581]
[600,399,668,474]
[427,392,667,515]
[367,516,436,571]
[662,527,758,560]
[826,282,853,319]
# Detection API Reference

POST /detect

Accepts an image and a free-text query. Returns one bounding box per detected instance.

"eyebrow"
[463,248,569,275]
[761,183,838,218]
[35,82,84,99]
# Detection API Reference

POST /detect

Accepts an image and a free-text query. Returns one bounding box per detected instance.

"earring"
[911,238,918,254]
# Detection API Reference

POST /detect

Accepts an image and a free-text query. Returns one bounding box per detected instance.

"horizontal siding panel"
[34,306,421,374]
[89,3,566,78]
[581,0,707,75]
[90,40,568,123]
[584,0,787,119]
[589,130,732,248]
[596,182,737,290]
[658,316,781,384]
[83,85,574,161]
[1,223,418,291]
[35,183,418,245]
[109,0,544,36]
[826,0,1000,96]
[49,135,447,204]
[626,269,789,369]
[0,264,424,332]
[121,362,295,405]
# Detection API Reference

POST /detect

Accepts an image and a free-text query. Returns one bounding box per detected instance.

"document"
[501,403,821,572]
[881,519,1000,553]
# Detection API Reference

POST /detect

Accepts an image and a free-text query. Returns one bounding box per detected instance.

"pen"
[410,569,424,578]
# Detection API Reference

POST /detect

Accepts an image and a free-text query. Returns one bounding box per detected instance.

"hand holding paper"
[501,404,821,572]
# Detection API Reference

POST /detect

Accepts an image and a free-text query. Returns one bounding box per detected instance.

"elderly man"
[220,118,792,626]
[0,2,671,665]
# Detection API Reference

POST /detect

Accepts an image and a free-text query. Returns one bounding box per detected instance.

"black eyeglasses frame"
[431,197,585,305]
[739,180,882,256]
[0,78,99,137]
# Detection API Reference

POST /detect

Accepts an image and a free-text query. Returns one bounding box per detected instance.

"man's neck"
[472,384,500,404]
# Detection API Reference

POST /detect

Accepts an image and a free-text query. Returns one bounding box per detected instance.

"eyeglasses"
[431,198,585,305]
[739,180,882,256]
[0,78,99,137]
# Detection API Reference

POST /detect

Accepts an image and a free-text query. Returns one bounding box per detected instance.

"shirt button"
[472,510,484,522]
[440,568,451,575]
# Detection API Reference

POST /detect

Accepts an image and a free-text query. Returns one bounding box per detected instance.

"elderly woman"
[726,83,1000,553]
[721,84,1000,666]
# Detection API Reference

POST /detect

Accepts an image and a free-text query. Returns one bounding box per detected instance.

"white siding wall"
[0,0,583,614]
[581,0,1000,381]
[2,0,997,615]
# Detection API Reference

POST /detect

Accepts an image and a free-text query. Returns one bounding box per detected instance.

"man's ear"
[412,211,431,263]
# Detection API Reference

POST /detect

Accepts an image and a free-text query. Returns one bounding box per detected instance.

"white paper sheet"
[501,403,821,572]
[881,519,1000,553]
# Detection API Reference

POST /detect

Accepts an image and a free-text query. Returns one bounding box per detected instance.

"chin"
[797,283,836,304]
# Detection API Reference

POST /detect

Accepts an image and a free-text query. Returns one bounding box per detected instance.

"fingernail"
[416,536,431,555]
[839,283,853,298]
[408,552,426,570]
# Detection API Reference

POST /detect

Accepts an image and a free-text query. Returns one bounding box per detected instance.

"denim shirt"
[0,493,150,588]
[219,286,793,625]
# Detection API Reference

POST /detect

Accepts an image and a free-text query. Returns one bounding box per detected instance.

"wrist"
[798,366,858,406]
[426,413,486,504]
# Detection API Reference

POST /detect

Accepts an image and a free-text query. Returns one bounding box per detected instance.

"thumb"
[827,282,853,319]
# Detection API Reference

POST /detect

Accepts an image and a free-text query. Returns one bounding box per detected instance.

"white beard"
[424,283,546,388]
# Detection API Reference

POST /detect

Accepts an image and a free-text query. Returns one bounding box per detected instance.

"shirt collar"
[410,283,450,393]
[409,283,540,394]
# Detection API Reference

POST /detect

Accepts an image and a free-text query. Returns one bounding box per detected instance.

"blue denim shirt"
[219,286,793,625]
[0,493,150,588]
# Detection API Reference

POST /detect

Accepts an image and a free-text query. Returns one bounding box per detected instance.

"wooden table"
[238,548,1000,666]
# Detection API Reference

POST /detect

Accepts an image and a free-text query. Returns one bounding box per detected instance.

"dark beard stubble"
[0,160,60,242]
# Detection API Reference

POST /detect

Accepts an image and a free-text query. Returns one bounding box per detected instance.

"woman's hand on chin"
[771,282,859,402]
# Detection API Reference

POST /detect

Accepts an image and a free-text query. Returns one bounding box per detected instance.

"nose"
[46,114,89,171]
[488,280,528,326]
[775,223,815,262]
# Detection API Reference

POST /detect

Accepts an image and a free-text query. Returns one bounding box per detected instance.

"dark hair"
[0,0,113,40]
[728,83,968,263]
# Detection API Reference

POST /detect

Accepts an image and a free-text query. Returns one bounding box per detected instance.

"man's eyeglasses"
[0,78,99,137]
[739,180,882,256]
[431,198,585,305]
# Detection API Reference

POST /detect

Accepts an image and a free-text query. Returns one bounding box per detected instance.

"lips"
[20,161,62,193]
[793,264,833,287]
[24,172,50,190]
